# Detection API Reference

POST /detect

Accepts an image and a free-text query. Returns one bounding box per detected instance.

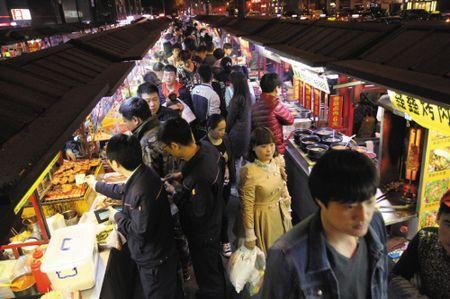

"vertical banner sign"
[418,130,450,228]
[299,80,304,106]
[388,91,450,135]
[329,95,343,128]
[304,84,312,110]
[293,77,300,101]
[313,88,321,117]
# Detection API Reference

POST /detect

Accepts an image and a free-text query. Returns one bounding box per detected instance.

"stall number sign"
[293,67,330,94]
[11,9,31,20]
[329,95,343,128]
[388,91,450,135]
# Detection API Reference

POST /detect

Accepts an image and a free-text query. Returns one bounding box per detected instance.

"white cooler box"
[41,223,98,291]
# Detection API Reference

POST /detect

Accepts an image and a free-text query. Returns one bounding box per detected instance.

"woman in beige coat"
[239,127,292,254]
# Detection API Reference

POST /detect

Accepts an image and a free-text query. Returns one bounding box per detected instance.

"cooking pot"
[322,135,343,146]
[314,127,335,140]
[63,210,78,226]
[306,144,329,160]
[293,129,313,145]
[330,142,351,151]
[300,135,321,151]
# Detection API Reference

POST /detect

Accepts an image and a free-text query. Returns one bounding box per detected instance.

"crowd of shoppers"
[88,18,449,299]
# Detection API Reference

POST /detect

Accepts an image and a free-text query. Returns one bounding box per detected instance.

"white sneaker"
[222,243,232,258]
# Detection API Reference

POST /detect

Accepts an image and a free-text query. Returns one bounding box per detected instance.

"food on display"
[44,159,100,201]
[96,226,114,244]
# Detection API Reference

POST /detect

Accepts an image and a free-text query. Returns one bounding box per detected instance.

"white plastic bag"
[227,245,266,294]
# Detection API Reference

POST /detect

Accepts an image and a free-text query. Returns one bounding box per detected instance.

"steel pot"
[306,144,329,160]
[300,135,321,151]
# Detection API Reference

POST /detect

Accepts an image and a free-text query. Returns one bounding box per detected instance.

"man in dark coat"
[158,118,226,299]
[86,134,182,299]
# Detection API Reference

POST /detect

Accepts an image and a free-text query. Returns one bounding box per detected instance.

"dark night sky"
[141,0,175,14]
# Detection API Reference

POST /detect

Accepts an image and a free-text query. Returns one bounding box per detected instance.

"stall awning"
[69,19,169,61]
[223,17,274,37]
[0,43,134,206]
[244,20,313,46]
[0,23,108,46]
[266,21,398,67]
[329,23,450,108]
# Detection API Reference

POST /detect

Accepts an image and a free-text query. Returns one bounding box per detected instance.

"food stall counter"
[285,139,416,226]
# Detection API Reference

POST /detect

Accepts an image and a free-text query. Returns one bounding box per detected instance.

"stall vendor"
[87,135,181,299]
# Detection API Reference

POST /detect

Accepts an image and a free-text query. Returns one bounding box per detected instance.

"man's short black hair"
[157,117,193,146]
[179,50,192,63]
[172,43,182,50]
[260,73,282,93]
[309,150,379,206]
[106,134,142,171]
[223,43,232,50]
[197,64,212,83]
[205,41,214,52]
[196,45,207,53]
[119,97,151,121]
[143,71,160,85]
[137,82,159,97]
[213,48,225,60]
[163,64,177,74]
[153,62,165,72]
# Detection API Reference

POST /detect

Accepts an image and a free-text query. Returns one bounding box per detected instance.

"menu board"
[418,129,450,228]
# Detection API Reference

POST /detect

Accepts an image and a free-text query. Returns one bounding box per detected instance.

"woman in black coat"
[201,114,235,258]
[226,70,252,164]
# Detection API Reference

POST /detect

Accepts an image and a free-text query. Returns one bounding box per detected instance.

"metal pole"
[162,0,166,15]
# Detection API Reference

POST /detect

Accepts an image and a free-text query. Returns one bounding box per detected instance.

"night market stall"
[0,18,169,298]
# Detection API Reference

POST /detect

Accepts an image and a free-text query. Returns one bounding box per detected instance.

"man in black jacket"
[118,97,167,176]
[138,83,179,123]
[87,134,181,299]
[158,118,225,299]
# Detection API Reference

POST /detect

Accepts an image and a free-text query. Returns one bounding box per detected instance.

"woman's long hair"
[230,71,251,109]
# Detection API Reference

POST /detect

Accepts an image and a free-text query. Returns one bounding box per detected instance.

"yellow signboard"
[418,130,450,228]
[388,91,450,135]
[14,153,60,214]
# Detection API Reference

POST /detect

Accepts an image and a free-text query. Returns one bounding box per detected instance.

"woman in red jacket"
[251,73,294,154]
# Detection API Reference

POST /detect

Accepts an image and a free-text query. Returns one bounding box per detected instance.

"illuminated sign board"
[11,9,31,21]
